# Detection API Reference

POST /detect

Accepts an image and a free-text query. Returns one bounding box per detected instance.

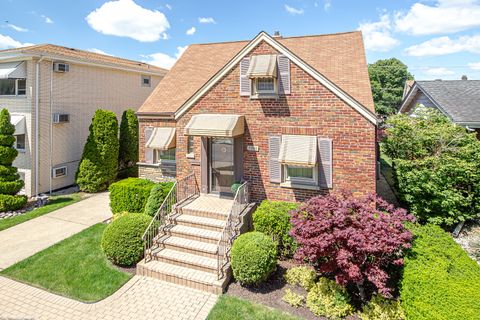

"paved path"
[0,192,112,270]
[0,275,217,320]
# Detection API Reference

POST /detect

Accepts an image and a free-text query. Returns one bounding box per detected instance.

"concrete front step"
[179,207,228,220]
[137,259,229,294]
[154,248,217,273]
[156,235,218,259]
[164,225,222,244]
[171,214,225,232]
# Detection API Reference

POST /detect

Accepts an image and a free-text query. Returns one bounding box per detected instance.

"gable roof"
[400,80,480,124]
[138,31,376,123]
[0,44,166,75]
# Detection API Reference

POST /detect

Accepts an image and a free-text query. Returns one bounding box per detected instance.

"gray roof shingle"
[416,80,480,123]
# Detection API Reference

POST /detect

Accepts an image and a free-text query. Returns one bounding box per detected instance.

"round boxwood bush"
[109,178,156,214]
[101,213,151,266]
[144,181,174,217]
[231,231,277,285]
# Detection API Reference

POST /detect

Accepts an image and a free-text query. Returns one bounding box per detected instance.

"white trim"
[174,31,378,125]
[284,164,318,185]
[52,165,68,178]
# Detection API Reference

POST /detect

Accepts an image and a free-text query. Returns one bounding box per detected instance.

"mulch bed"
[455,219,480,264]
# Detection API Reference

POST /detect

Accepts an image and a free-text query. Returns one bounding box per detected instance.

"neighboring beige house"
[0,44,166,197]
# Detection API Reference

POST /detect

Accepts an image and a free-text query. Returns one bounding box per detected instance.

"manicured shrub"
[109,178,156,214]
[306,277,353,319]
[76,110,119,192]
[358,295,404,320]
[0,109,26,211]
[253,200,298,257]
[290,193,414,298]
[400,224,480,320]
[101,213,151,266]
[144,182,175,217]
[282,289,304,308]
[118,109,138,172]
[284,266,316,291]
[383,108,480,226]
[231,231,277,285]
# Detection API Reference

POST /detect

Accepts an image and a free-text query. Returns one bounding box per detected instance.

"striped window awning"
[247,55,277,78]
[184,114,244,137]
[278,135,317,167]
[0,62,26,79]
[10,114,25,135]
[146,127,176,150]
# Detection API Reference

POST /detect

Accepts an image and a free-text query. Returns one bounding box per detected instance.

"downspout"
[35,56,45,196]
[49,61,53,194]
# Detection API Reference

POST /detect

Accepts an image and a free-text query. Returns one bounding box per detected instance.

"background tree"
[368,58,413,116]
[118,109,138,176]
[76,110,119,192]
[0,109,27,211]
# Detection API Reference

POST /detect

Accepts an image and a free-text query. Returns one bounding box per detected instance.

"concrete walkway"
[0,192,112,270]
[0,275,217,320]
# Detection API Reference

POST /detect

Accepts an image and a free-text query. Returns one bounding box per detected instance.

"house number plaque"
[247,145,259,152]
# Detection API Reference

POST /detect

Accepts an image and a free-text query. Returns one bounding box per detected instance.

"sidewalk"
[0,192,112,270]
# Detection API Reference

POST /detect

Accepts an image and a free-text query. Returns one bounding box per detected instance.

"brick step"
[164,225,222,244]
[154,248,217,273]
[155,235,218,259]
[137,259,229,294]
[170,214,226,232]
[179,207,229,221]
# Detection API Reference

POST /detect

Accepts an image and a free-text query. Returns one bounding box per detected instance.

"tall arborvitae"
[118,109,139,177]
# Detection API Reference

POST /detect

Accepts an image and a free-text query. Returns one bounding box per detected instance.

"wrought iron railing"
[142,173,198,262]
[216,181,249,280]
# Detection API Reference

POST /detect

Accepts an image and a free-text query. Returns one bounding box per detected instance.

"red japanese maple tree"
[290,192,414,298]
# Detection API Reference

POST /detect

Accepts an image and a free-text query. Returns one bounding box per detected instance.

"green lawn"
[207,296,301,320]
[1,223,132,302]
[0,194,82,232]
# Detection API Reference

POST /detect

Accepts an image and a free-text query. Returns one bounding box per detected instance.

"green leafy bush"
[0,109,26,211]
[306,277,353,319]
[284,266,316,291]
[144,182,174,217]
[231,231,277,285]
[253,200,298,257]
[118,109,138,172]
[109,178,156,214]
[400,224,480,320]
[282,289,304,308]
[101,213,151,266]
[76,110,119,193]
[359,295,404,320]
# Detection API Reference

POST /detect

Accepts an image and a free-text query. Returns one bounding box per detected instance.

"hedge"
[109,178,156,214]
[118,109,138,171]
[401,224,480,320]
[144,182,174,217]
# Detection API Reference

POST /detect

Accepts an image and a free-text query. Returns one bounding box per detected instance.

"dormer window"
[247,54,278,98]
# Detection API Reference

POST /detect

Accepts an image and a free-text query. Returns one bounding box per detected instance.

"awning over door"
[0,61,26,79]
[278,135,317,167]
[184,114,244,137]
[146,127,176,150]
[10,114,26,135]
[247,55,277,78]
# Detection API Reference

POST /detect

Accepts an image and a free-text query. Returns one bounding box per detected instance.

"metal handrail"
[216,181,249,280]
[142,173,198,262]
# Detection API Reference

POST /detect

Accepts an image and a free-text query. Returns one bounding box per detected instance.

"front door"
[209,137,235,195]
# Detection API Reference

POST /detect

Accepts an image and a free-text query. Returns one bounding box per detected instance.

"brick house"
[136,31,377,203]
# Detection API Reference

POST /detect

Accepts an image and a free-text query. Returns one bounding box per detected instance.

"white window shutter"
[144,127,154,164]
[318,138,332,188]
[277,55,291,95]
[269,136,282,183]
[240,57,251,96]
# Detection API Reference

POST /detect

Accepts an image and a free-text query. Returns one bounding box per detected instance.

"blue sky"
[2,0,480,80]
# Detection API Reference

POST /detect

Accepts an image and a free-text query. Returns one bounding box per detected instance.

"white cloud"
[41,15,54,24]
[143,46,188,69]
[86,0,170,42]
[7,24,28,32]
[468,61,480,70]
[186,26,196,35]
[165,4,172,10]
[198,17,216,24]
[358,14,400,52]
[87,48,113,56]
[395,0,480,35]
[324,0,331,11]
[423,67,455,76]
[285,4,304,15]
[0,34,33,50]
[405,34,480,56]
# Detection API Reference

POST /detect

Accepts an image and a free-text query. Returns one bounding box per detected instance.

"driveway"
[0,192,112,270]
[0,275,217,320]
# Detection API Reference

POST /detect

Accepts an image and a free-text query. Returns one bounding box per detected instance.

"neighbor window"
[0,79,26,96]
[141,75,151,87]
[155,148,176,163]
[15,134,25,151]
[285,165,317,185]
[187,136,194,155]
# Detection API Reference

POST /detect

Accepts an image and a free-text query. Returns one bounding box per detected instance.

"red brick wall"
[140,40,376,203]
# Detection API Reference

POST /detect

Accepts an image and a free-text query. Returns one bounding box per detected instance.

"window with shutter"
[240,57,251,96]
[318,138,333,188]
[144,127,154,164]
[268,136,282,183]
[277,55,291,95]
